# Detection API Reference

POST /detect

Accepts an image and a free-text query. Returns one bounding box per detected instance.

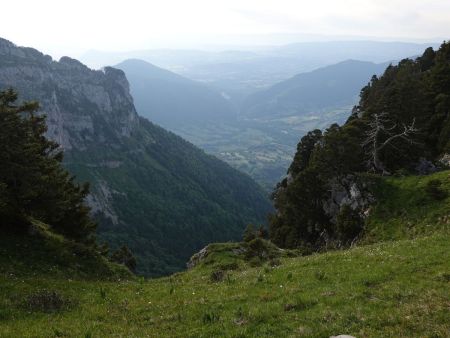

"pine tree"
[0,89,96,243]
[243,224,256,242]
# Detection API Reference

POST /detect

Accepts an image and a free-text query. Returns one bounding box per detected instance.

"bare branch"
[362,114,419,175]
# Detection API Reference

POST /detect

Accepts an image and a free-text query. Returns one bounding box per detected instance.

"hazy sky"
[2,0,449,57]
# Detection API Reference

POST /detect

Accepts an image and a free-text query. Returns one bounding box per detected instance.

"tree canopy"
[270,42,450,250]
[0,89,96,243]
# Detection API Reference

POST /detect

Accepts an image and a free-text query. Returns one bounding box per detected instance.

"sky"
[1,0,449,58]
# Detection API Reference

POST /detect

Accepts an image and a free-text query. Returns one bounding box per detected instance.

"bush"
[210,269,226,282]
[268,258,282,267]
[24,290,68,312]
[217,262,239,271]
[111,246,137,272]
[336,204,364,244]
[243,224,257,242]
[425,179,448,200]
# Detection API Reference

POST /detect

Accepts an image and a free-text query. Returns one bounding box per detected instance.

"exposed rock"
[415,157,437,175]
[438,153,450,168]
[84,180,120,225]
[0,38,139,223]
[330,335,356,338]
[0,40,139,150]
[322,174,375,223]
[187,246,209,269]
[0,37,273,275]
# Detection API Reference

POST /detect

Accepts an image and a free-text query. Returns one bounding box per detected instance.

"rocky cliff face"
[0,38,272,276]
[0,38,138,150]
[322,175,375,223]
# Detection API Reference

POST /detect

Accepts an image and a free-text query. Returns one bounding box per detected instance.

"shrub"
[336,204,364,244]
[217,262,239,271]
[243,224,257,242]
[210,269,226,282]
[111,246,137,272]
[425,179,448,200]
[268,258,282,267]
[248,256,264,267]
[24,290,68,312]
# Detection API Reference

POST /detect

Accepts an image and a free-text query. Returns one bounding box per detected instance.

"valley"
[1,5,450,334]
[1,170,449,337]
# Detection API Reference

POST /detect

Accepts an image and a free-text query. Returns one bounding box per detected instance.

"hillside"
[241,60,388,118]
[363,170,450,243]
[270,42,450,250]
[115,59,236,128]
[0,172,448,337]
[0,38,272,276]
[122,59,392,191]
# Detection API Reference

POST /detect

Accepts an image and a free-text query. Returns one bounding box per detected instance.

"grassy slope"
[0,172,449,337]
[0,234,448,337]
[364,170,450,242]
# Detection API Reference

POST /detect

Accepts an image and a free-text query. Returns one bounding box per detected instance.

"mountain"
[2,170,449,336]
[272,40,439,63]
[119,59,390,191]
[115,59,235,128]
[241,60,388,118]
[270,42,450,250]
[80,41,439,102]
[0,38,272,276]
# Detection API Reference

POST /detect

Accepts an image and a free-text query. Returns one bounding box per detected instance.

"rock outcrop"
[0,38,138,150]
[0,38,272,276]
[322,174,375,223]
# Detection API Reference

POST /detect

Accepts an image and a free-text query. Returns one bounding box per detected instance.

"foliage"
[70,118,272,276]
[110,246,137,272]
[242,224,257,242]
[1,168,448,336]
[0,231,448,337]
[270,42,450,250]
[0,41,273,277]
[23,290,68,313]
[363,170,450,243]
[425,179,448,201]
[336,204,364,244]
[0,89,95,243]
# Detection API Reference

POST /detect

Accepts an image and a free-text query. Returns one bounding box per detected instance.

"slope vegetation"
[1,234,448,337]
[0,37,272,276]
[1,173,449,337]
[242,60,388,118]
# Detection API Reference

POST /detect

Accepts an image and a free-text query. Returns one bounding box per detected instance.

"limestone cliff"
[0,38,272,276]
[0,38,138,150]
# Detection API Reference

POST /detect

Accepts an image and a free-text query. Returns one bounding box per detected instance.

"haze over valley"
[1,1,449,336]
[110,42,436,189]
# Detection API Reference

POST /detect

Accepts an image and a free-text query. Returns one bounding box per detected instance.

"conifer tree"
[0,89,96,243]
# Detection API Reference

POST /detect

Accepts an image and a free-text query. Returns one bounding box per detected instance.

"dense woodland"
[270,42,450,249]
[1,40,449,277]
[0,37,272,277]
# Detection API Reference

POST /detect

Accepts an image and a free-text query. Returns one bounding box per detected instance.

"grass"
[0,232,449,337]
[1,171,449,337]
[364,170,450,243]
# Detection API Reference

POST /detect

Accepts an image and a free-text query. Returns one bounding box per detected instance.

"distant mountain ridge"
[241,60,389,118]
[0,37,272,276]
[115,59,235,128]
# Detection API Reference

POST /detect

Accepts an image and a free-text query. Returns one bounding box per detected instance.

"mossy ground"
[1,172,449,337]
